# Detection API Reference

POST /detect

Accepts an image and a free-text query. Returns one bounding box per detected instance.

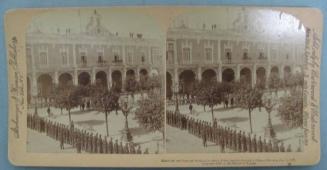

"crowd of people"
[27,113,149,154]
[167,110,294,153]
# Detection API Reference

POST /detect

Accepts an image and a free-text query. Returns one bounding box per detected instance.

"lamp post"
[120,95,133,142]
[262,94,277,139]
[174,82,180,114]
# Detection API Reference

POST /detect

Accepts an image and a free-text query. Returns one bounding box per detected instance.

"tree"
[194,79,224,122]
[50,84,81,122]
[134,91,165,141]
[125,77,139,100]
[238,87,263,133]
[268,74,281,94]
[94,89,120,136]
[278,88,303,128]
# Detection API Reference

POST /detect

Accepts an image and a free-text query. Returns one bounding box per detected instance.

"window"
[97,51,103,63]
[98,56,103,63]
[141,55,145,63]
[167,43,174,64]
[127,52,133,64]
[80,52,86,64]
[183,47,191,64]
[205,48,212,63]
[259,52,265,59]
[225,48,232,63]
[114,54,120,62]
[39,51,47,65]
[61,51,68,65]
[243,52,248,60]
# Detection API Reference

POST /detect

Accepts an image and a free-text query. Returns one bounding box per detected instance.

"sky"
[171,7,306,42]
[27,8,165,39]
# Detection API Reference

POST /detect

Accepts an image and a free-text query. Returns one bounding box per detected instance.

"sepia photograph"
[25,9,165,154]
[166,7,306,153]
[4,6,322,167]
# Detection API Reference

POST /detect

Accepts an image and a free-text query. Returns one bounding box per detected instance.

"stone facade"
[27,10,163,97]
[166,24,305,90]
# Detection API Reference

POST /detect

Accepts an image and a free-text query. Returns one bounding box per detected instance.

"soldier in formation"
[166,111,293,153]
[27,114,148,154]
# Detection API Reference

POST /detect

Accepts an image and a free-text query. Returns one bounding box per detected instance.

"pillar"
[108,68,112,89]
[54,71,59,85]
[252,64,257,88]
[73,44,77,68]
[91,67,96,84]
[217,65,222,82]
[122,67,126,91]
[31,72,38,97]
[136,67,140,82]
[266,65,271,88]
[235,64,240,82]
[197,67,202,81]
[217,40,221,64]
[174,41,178,65]
[280,65,284,80]
[174,67,178,85]
[122,46,126,64]
[73,69,78,86]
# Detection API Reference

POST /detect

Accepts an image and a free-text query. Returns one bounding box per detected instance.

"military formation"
[167,110,293,153]
[27,114,149,154]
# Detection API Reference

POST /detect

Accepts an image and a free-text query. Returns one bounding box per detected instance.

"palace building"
[26,10,163,99]
[166,19,305,94]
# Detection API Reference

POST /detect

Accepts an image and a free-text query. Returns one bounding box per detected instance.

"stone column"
[252,64,257,88]
[73,69,78,86]
[54,71,59,85]
[197,67,202,81]
[174,41,178,65]
[91,67,96,84]
[217,65,222,82]
[235,64,240,82]
[174,67,178,85]
[266,65,271,88]
[136,67,140,82]
[108,68,112,89]
[217,39,221,64]
[31,72,38,97]
[73,44,77,68]
[122,67,126,91]
[122,46,126,64]
[279,65,284,80]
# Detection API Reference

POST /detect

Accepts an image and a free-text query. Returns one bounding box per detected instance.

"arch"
[222,68,235,82]
[271,66,279,77]
[78,72,91,86]
[37,74,53,98]
[112,70,122,91]
[95,71,107,87]
[150,69,159,77]
[284,66,291,79]
[140,69,148,76]
[126,69,136,80]
[179,70,196,96]
[59,73,73,86]
[256,67,266,88]
[240,67,252,85]
[202,69,217,82]
[166,72,173,100]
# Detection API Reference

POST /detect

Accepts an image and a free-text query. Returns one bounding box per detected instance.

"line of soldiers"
[166,111,292,153]
[27,114,149,154]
